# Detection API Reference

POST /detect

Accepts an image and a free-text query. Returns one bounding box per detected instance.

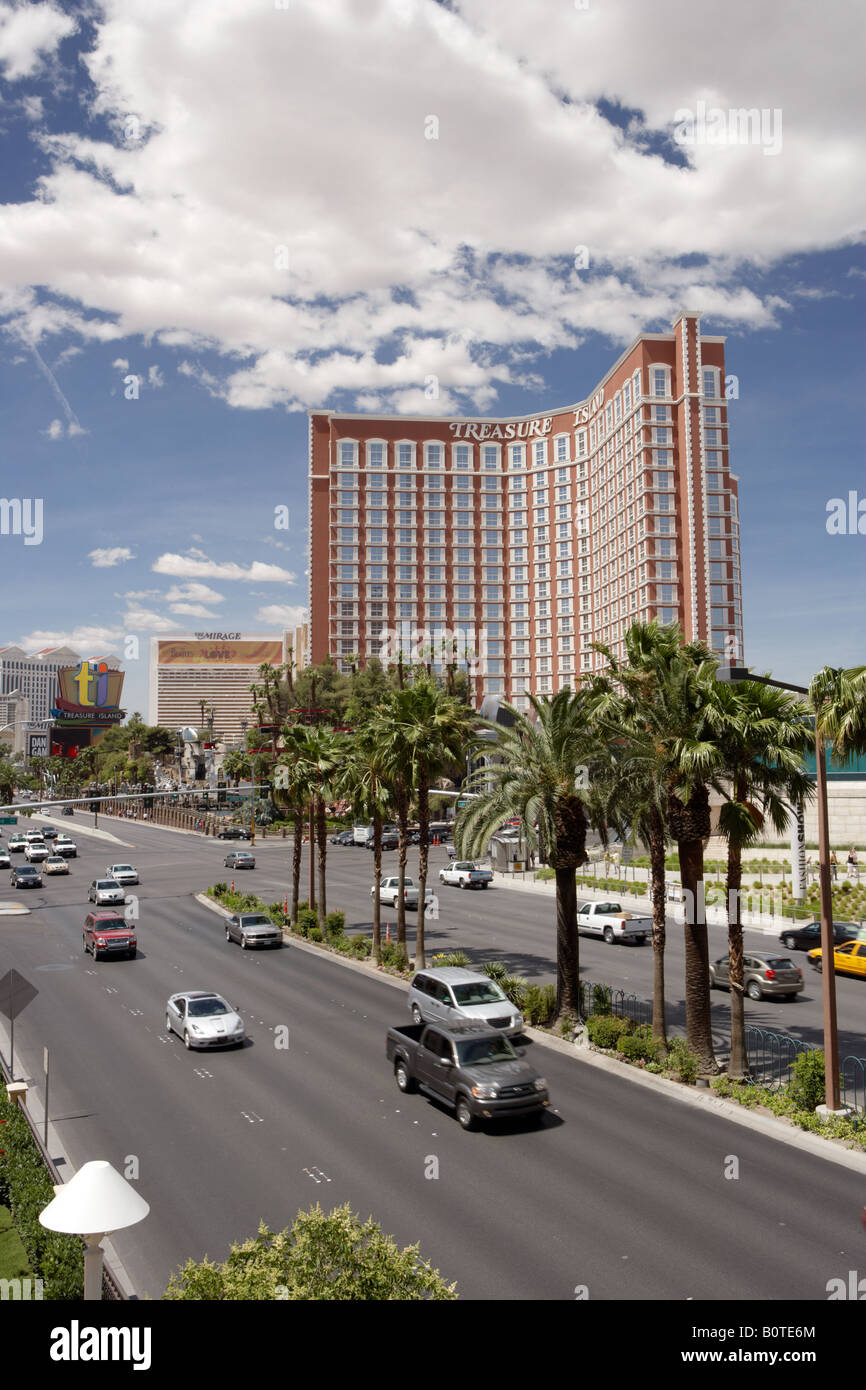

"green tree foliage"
[163,1204,457,1300]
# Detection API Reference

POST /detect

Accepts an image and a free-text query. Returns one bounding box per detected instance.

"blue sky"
[1,0,863,718]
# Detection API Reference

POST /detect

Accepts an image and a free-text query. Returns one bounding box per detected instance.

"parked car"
[224,851,256,870]
[24,842,49,862]
[217,826,251,840]
[11,865,42,889]
[88,878,126,905]
[386,1022,548,1130]
[709,953,803,1001]
[43,855,70,875]
[225,912,283,949]
[329,829,355,846]
[807,941,866,980]
[106,864,139,885]
[53,836,77,858]
[165,991,245,1049]
[779,921,860,952]
[83,910,136,960]
[371,876,435,910]
[438,861,493,890]
[409,967,523,1036]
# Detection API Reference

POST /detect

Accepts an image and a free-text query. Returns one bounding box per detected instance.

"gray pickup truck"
[386,1022,550,1130]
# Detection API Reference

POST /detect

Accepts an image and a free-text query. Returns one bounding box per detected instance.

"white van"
[353,821,372,846]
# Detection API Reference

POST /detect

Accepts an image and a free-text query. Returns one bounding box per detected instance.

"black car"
[41,825,59,840]
[217,826,251,840]
[329,829,355,846]
[62,806,75,816]
[11,865,42,888]
[778,920,860,952]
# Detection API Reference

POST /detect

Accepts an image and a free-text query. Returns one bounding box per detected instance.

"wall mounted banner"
[157,640,283,666]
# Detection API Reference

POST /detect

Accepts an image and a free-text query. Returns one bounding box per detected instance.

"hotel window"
[398,443,413,468]
[656,494,674,511]
[623,382,631,413]
[658,607,677,624]
[576,430,586,458]
[710,585,728,603]
[652,368,667,397]
[425,443,442,469]
[456,604,472,620]
[483,446,499,470]
[707,517,724,535]
[707,472,723,491]
[455,444,471,469]
[703,407,719,426]
[711,608,728,627]
[455,474,471,492]
[654,471,674,489]
[554,435,568,463]
[511,445,525,470]
[368,441,385,468]
[339,440,357,467]
[658,585,674,604]
[532,440,545,468]
[614,395,622,424]
[702,368,717,399]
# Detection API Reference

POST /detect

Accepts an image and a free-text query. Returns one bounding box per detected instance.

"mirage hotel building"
[309,311,743,709]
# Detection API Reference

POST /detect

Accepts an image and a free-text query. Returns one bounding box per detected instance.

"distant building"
[148,634,286,741]
[0,646,121,728]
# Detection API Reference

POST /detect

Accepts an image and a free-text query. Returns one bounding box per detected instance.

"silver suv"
[408,967,523,1036]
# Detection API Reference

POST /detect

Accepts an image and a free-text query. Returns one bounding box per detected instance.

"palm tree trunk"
[372,809,382,964]
[291,808,303,926]
[554,866,581,1019]
[727,773,748,1078]
[308,800,316,912]
[316,797,327,922]
[648,805,668,1045]
[396,778,408,947]
[416,774,430,971]
[678,836,718,1074]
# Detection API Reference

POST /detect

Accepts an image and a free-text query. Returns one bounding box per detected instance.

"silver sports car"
[165,991,246,1049]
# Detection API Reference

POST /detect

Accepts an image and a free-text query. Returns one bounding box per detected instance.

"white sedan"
[165,992,246,1049]
[107,863,139,885]
[43,856,70,875]
[25,842,49,862]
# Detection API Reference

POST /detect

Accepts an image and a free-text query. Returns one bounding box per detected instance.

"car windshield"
[452,982,506,1005]
[188,998,230,1017]
[19,868,39,875]
[94,918,125,931]
[457,1036,518,1066]
[241,916,271,927]
[97,881,119,889]
[113,866,133,873]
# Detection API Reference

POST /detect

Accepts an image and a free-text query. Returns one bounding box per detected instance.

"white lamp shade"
[39,1160,149,1235]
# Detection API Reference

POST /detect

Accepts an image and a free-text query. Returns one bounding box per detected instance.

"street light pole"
[717,665,842,1112]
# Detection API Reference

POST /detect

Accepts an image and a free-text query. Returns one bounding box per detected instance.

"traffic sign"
[0,816,16,824]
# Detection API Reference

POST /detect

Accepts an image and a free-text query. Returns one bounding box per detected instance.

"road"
[0,810,864,1301]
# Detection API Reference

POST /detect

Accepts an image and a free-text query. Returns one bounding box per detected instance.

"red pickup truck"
[83,910,137,961]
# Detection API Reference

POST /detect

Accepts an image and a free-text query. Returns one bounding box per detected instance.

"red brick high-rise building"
[308,311,743,710]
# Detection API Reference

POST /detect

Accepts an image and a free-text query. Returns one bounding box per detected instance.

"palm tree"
[282,725,345,923]
[810,665,866,758]
[369,677,475,970]
[338,734,394,963]
[272,747,310,927]
[708,680,813,1076]
[457,688,602,1020]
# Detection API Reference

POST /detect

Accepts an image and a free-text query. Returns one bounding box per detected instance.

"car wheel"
[82,936,88,953]
[165,1013,173,1034]
[784,936,798,950]
[411,1004,423,1024]
[814,960,823,974]
[183,1030,192,1049]
[456,1096,477,1131]
[395,1060,416,1093]
[241,936,248,949]
[225,927,232,941]
[603,926,615,944]
[746,981,762,1001]
[460,879,467,889]
[481,882,488,889]
[128,950,136,960]
[708,972,716,989]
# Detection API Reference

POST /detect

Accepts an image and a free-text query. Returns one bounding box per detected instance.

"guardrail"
[578,979,652,1027]
[744,1026,866,1114]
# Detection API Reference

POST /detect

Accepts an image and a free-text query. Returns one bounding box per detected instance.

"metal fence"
[579,979,652,1027]
[744,1026,866,1114]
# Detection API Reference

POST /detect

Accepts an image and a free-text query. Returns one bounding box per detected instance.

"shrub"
[586,1013,633,1049]
[482,961,508,983]
[431,951,471,968]
[349,934,372,958]
[557,1013,578,1040]
[268,902,286,926]
[308,927,324,943]
[213,881,228,897]
[521,984,556,1027]
[297,908,318,938]
[324,910,346,941]
[663,1037,700,1084]
[617,1025,662,1064]
[0,1093,83,1298]
[788,1049,827,1112]
[380,942,410,972]
[331,935,352,953]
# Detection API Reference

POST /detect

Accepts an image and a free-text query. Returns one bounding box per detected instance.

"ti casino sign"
[51,660,126,727]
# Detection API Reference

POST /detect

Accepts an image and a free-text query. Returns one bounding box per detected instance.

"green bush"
[268,902,286,926]
[297,907,318,938]
[788,1050,827,1111]
[0,1093,83,1298]
[431,951,471,968]
[663,1037,700,1084]
[380,942,410,972]
[349,934,372,958]
[331,935,352,953]
[480,965,526,1009]
[323,910,346,941]
[617,1025,663,1064]
[308,927,324,942]
[213,881,228,897]
[521,984,557,1027]
[586,1013,633,1049]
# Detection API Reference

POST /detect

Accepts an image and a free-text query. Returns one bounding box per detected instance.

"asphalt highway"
[1,810,864,1301]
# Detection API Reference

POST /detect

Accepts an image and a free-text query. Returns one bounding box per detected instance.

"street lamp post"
[39,1160,149,1300]
[717,665,843,1113]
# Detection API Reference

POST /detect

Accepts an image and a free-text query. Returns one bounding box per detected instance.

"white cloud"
[118,588,159,600]
[255,604,307,629]
[89,546,134,567]
[22,94,43,121]
[16,624,124,654]
[43,417,63,439]
[122,606,176,632]
[0,0,862,410]
[169,602,220,618]
[147,363,165,388]
[0,2,76,82]
[112,356,129,370]
[164,582,225,604]
[152,552,295,583]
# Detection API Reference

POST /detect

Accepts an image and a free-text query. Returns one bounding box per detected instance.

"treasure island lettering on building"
[308,311,743,709]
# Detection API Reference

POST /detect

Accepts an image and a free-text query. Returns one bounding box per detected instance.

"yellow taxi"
[807,940,866,979]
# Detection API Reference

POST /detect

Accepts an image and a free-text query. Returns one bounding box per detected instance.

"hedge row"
[0,1090,83,1298]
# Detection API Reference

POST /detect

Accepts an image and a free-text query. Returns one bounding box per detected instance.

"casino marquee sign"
[50,660,126,755]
